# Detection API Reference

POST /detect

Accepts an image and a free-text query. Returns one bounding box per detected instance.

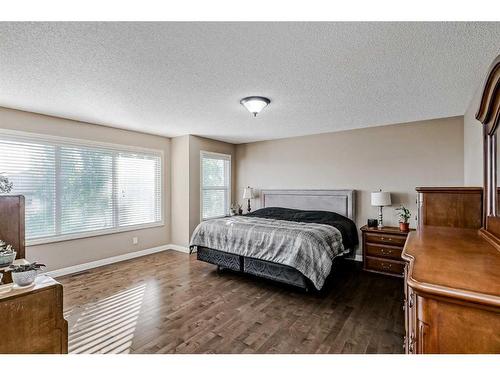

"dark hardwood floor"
[57,250,404,354]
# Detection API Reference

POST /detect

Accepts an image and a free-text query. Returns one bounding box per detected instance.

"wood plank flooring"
[57,250,404,354]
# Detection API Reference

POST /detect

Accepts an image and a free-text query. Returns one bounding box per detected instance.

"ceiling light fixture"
[240,96,270,117]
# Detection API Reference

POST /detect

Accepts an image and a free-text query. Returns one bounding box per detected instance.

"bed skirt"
[196,246,310,290]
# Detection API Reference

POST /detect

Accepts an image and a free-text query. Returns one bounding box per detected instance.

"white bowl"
[0,251,16,268]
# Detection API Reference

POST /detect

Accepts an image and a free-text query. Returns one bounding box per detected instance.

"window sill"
[26,221,165,246]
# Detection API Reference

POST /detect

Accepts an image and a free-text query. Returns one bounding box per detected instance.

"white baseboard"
[46,243,189,278]
[167,244,191,253]
[45,242,356,279]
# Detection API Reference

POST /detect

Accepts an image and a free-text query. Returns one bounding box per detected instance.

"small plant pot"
[11,269,37,287]
[399,222,410,232]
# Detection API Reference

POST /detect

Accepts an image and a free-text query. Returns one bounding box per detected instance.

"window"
[200,151,231,220]
[0,131,163,244]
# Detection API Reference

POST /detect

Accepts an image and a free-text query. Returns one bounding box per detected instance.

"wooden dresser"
[0,275,68,354]
[361,225,413,278]
[403,226,500,353]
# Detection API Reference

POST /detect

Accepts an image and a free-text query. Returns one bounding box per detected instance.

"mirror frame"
[476,54,500,249]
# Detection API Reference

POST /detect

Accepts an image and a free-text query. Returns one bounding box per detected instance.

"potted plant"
[0,173,13,194]
[396,205,411,232]
[230,203,243,216]
[0,240,16,267]
[9,262,46,287]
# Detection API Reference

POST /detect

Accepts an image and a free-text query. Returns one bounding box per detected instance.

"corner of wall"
[463,84,484,187]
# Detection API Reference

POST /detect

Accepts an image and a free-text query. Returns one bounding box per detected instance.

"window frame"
[200,150,232,221]
[0,128,164,246]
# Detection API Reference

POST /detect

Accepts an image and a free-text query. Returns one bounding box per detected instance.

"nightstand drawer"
[365,243,403,260]
[365,232,407,247]
[365,256,405,276]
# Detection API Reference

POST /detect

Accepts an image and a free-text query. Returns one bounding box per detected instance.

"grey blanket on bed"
[189,216,347,289]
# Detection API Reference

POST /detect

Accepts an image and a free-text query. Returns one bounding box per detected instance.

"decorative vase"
[11,269,37,287]
[399,222,410,232]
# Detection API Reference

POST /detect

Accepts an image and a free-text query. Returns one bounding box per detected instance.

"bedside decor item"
[0,240,16,267]
[240,96,270,117]
[242,186,255,213]
[371,190,392,229]
[9,262,46,287]
[230,203,243,216]
[367,218,378,228]
[395,205,411,232]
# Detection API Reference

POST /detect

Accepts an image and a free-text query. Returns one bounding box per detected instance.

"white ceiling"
[1,22,499,144]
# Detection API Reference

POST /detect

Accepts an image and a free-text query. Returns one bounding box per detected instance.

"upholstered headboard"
[260,189,355,220]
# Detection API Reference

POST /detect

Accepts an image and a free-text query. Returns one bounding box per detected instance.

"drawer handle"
[380,248,393,255]
[381,237,392,241]
[381,263,392,270]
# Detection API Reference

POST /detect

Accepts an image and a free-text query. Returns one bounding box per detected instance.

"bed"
[190,189,357,291]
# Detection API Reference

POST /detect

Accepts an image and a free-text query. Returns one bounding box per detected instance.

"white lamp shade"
[240,96,270,117]
[371,191,391,206]
[242,187,255,199]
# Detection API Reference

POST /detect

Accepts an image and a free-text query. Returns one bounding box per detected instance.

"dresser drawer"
[365,243,403,260]
[365,232,407,247]
[365,256,405,276]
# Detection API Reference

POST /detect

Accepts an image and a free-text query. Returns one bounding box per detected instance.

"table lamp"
[242,186,255,213]
[371,190,392,229]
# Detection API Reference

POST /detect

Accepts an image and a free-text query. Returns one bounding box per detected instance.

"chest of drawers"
[361,225,412,277]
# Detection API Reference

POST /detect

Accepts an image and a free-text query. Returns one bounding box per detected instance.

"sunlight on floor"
[67,284,146,354]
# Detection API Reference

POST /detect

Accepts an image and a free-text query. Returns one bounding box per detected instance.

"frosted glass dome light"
[240,96,271,117]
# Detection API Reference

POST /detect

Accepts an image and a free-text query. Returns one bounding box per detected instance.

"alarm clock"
[367,218,378,228]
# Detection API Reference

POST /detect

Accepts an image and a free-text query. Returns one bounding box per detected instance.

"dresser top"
[0,275,59,301]
[360,225,414,235]
[403,226,500,306]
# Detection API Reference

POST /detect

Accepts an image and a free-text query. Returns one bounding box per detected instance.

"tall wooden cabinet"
[416,187,483,229]
[0,195,68,353]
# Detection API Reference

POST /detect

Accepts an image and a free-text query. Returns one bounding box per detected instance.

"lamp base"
[247,199,251,213]
[378,206,384,229]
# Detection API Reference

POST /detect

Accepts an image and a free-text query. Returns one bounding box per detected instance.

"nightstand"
[360,225,413,278]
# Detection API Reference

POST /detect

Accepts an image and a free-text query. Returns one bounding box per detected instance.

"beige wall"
[169,134,236,247]
[0,107,171,271]
[236,117,464,253]
[464,84,484,186]
[170,135,190,247]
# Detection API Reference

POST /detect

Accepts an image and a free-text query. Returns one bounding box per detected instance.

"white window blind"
[0,132,162,244]
[201,151,231,220]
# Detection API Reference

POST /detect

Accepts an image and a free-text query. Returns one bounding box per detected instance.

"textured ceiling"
[1,22,499,144]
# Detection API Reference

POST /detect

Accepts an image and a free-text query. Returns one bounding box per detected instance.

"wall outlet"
[132,236,138,245]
